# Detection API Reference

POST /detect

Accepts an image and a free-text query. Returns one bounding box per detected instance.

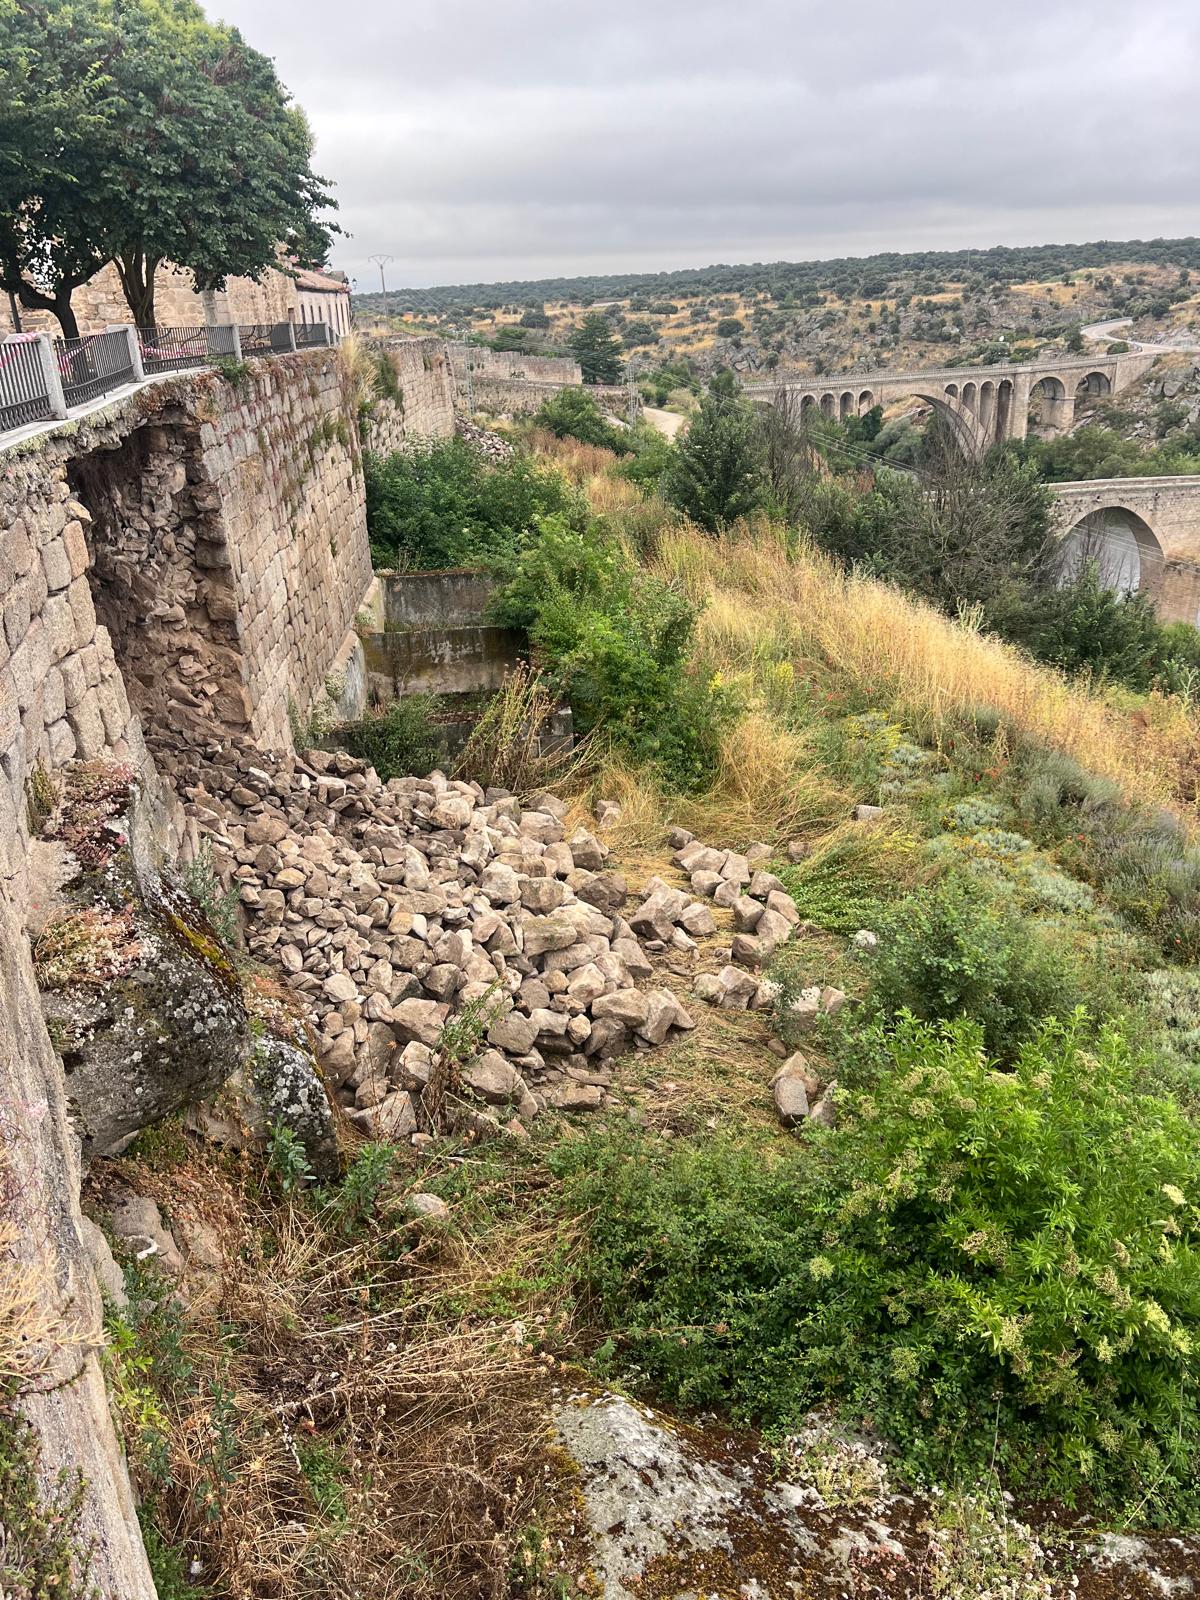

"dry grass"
[522,428,617,485]
[95,1144,572,1600]
[654,522,1200,814]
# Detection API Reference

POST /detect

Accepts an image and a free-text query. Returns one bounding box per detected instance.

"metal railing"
[1,315,341,441]
[138,324,212,373]
[0,336,53,432]
[294,321,333,349]
[54,329,136,409]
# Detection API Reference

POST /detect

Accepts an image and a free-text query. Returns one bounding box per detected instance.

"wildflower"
[1163,1183,1187,1208]
[808,1255,834,1282]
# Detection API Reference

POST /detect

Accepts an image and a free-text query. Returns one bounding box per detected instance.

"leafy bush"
[1024,563,1164,690]
[342,695,441,781]
[490,517,733,790]
[617,425,677,496]
[859,876,1091,1059]
[558,1014,1200,1518]
[533,389,630,454]
[364,438,583,569]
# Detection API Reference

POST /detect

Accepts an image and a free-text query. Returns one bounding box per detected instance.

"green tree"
[665,379,764,532]
[533,389,630,454]
[491,325,528,351]
[569,312,624,384]
[0,0,337,333]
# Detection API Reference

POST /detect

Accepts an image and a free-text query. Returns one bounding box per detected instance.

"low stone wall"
[449,347,582,386]
[365,338,456,455]
[469,378,633,420]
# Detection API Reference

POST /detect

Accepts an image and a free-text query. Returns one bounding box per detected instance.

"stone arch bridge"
[747,350,1156,458]
[1052,476,1200,625]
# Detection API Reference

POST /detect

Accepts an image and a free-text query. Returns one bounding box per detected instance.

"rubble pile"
[156,737,715,1138]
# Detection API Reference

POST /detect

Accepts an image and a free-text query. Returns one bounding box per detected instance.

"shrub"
[664,385,764,532]
[364,438,583,569]
[533,389,630,454]
[342,695,441,781]
[859,876,1089,1058]
[558,1014,1200,1518]
[490,517,734,791]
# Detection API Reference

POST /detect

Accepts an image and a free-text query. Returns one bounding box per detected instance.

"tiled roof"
[295,268,350,295]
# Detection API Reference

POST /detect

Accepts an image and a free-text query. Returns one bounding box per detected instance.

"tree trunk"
[1,272,83,339]
[114,251,161,328]
[50,296,81,340]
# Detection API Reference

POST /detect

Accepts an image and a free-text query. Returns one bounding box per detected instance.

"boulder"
[773,1073,810,1126]
[575,870,628,915]
[592,989,650,1029]
[732,895,764,932]
[522,914,579,958]
[392,997,446,1048]
[679,902,716,937]
[463,1050,523,1104]
[109,1195,184,1275]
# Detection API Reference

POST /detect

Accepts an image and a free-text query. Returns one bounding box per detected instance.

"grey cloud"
[213,0,1200,288]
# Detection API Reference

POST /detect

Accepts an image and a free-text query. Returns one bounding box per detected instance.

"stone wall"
[365,338,456,455]
[449,346,582,386]
[1,348,374,903]
[0,346,380,1595]
[196,355,372,746]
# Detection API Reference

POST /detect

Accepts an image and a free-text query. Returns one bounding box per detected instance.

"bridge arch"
[1059,504,1165,597]
[858,389,875,412]
[800,393,817,418]
[1077,370,1113,397]
[820,392,836,418]
[840,390,855,421]
[910,390,982,458]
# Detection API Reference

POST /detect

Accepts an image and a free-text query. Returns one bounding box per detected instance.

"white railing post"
[34,333,68,419]
[107,324,144,382]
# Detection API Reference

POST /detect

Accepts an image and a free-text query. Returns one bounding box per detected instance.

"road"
[1081,316,1200,354]
[641,406,685,439]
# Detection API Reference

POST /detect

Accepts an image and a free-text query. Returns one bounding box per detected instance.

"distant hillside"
[352,237,1200,314]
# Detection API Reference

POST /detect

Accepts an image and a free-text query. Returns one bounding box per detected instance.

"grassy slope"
[94,434,1200,1595]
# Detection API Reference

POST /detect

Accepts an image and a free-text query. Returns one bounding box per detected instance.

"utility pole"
[368,254,394,325]
[626,359,638,427]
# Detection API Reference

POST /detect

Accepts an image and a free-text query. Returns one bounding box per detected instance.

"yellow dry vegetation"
[650,521,1200,814]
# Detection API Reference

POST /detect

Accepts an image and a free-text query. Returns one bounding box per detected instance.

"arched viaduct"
[1051,476,1200,626]
[747,350,1156,459]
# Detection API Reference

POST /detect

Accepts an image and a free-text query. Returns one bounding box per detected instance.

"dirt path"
[642,405,685,438]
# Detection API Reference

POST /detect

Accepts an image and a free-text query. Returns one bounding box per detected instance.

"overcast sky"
[213,0,1199,293]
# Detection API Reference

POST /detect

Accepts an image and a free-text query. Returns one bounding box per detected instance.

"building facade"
[2,261,351,337]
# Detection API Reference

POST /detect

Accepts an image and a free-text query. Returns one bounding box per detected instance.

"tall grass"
[655,522,1200,814]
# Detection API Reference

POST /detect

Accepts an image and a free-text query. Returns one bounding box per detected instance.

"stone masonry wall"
[0,348,377,1594]
[449,346,582,386]
[365,338,456,456]
[1,348,374,902]
[196,353,372,746]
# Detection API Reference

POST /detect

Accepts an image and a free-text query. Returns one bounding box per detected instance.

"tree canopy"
[569,312,624,384]
[665,377,764,532]
[0,0,338,334]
